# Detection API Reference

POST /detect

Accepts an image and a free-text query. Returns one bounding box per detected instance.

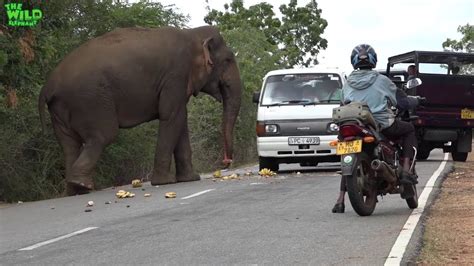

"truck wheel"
[416,147,431,160]
[259,157,279,172]
[416,145,431,160]
[452,152,468,162]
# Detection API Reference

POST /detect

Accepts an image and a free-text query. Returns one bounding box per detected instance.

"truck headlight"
[329,123,339,132]
[265,124,279,133]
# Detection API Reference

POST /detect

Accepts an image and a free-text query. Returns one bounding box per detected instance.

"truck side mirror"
[252,91,260,103]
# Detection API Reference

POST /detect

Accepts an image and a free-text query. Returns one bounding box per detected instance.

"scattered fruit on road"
[165,192,176,198]
[116,190,135,198]
[131,179,142,188]
[259,168,276,177]
[213,170,222,178]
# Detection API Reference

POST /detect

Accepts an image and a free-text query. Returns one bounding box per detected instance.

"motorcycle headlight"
[329,123,339,132]
[265,124,279,133]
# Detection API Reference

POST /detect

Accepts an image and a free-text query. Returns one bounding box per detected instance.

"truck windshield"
[261,73,342,106]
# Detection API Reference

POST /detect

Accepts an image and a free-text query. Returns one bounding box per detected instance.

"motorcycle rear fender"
[340,154,358,176]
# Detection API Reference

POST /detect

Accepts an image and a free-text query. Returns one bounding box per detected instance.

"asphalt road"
[0,150,452,265]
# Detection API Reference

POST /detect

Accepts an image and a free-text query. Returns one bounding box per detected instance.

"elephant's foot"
[66,177,94,196]
[151,173,177,186]
[176,173,201,183]
[66,182,93,196]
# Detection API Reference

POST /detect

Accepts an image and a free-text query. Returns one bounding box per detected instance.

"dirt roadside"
[418,150,474,264]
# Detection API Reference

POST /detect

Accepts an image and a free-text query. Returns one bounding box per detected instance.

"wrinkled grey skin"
[39,26,242,195]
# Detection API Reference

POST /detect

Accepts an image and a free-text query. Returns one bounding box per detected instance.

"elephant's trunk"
[221,61,242,167]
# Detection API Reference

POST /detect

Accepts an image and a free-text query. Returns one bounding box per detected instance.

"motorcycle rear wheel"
[345,153,378,216]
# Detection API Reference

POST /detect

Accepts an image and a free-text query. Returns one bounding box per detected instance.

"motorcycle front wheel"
[346,153,378,216]
[405,185,418,209]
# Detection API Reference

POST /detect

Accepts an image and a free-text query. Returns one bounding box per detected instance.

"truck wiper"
[284,100,309,104]
[318,99,340,103]
[266,102,286,106]
[266,100,305,106]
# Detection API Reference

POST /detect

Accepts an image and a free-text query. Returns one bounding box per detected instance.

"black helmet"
[350,44,377,69]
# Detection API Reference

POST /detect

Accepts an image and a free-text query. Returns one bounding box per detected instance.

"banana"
[131,179,142,188]
[116,190,135,198]
[213,170,222,178]
[258,168,276,177]
[165,192,177,198]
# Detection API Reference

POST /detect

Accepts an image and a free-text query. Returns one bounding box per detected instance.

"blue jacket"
[342,70,397,129]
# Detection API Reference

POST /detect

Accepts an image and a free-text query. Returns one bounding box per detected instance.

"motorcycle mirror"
[406,78,422,89]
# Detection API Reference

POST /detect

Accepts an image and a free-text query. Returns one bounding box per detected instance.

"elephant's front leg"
[174,122,200,182]
[151,106,187,186]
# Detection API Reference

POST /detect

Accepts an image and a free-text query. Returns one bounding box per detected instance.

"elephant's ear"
[202,37,214,74]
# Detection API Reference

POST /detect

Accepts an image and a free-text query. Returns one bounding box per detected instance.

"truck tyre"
[416,147,431,160]
[452,151,468,162]
[259,157,279,172]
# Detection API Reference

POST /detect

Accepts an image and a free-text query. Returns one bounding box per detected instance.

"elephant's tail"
[38,86,48,133]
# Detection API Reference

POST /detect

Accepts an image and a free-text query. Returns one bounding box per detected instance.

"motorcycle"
[331,78,424,216]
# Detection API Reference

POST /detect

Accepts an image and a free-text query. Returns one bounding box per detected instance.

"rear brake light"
[339,125,363,138]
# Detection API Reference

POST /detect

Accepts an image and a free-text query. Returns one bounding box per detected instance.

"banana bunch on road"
[116,190,135,198]
[131,179,142,188]
[258,168,276,177]
[165,192,176,198]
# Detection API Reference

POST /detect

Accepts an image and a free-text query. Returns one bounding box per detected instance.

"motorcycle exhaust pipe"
[371,159,397,183]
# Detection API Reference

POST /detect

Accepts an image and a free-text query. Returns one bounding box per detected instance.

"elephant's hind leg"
[174,123,200,182]
[52,123,82,196]
[69,130,116,192]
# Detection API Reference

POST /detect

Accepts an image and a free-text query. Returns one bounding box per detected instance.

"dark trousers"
[381,120,417,159]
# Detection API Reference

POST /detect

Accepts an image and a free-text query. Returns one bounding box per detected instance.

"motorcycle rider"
[332,44,421,213]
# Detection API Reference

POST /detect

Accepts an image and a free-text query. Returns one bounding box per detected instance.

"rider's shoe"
[332,202,345,213]
[400,171,418,185]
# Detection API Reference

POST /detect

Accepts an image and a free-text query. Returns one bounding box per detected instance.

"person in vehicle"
[407,64,417,80]
[315,80,340,102]
[332,44,420,213]
[301,84,318,102]
[451,65,460,75]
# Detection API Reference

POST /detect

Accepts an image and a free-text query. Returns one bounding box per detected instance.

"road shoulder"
[417,151,474,264]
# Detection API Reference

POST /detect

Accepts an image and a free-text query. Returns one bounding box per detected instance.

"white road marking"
[384,153,449,265]
[19,227,98,251]
[181,189,215,200]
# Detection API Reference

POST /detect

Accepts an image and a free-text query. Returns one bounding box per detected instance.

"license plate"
[336,140,362,155]
[461,108,474,119]
[288,137,320,145]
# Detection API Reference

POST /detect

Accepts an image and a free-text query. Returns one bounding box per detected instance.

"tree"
[442,24,474,75]
[442,23,473,53]
[204,0,328,67]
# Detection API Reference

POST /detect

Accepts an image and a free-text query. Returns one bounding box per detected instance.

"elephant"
[38,26,242,195]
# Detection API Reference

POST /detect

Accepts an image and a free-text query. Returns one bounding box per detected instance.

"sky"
[158,0,473,73]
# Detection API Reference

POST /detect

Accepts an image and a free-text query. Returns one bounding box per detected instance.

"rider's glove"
[417,96,427,106]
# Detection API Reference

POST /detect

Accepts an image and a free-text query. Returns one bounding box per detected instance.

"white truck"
[253,67,346,171]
